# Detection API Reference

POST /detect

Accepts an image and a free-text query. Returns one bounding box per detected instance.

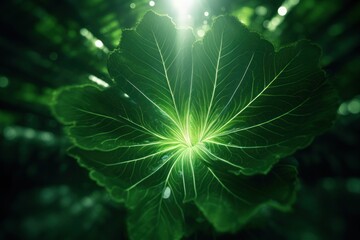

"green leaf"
[194,160,298,232]
[126,186,185,240]
[52,11,338,239]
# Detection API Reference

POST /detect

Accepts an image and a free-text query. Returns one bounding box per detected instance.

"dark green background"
[0,0,359,239]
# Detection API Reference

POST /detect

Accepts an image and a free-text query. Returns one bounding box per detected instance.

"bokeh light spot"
[338,102,348,115]
[278,6,288,16]
[24,128,36,139]
[346,178,360,194]
[0,76,9,88]
[347,97,360,114]
[94,39,104,48]
[197,29,205,38]
[4,126,18,140]
[255,6,268,16]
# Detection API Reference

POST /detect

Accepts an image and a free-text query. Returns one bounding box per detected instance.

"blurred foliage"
[0,0,359,239]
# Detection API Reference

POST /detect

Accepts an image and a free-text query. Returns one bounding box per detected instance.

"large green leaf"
[52,11,338,239]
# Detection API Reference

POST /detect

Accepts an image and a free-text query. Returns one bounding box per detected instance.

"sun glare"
[172,0,193,15]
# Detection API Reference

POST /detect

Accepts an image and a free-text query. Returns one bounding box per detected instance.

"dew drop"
[162,186,171,199]
[161,154,169,161]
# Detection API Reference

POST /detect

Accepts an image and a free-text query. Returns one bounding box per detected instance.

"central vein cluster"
[165,119,209,160]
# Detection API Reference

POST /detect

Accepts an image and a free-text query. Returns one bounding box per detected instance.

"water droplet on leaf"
[162,186,171,199]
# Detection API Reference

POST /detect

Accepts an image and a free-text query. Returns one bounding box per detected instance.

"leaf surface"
[52,11,338,239]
